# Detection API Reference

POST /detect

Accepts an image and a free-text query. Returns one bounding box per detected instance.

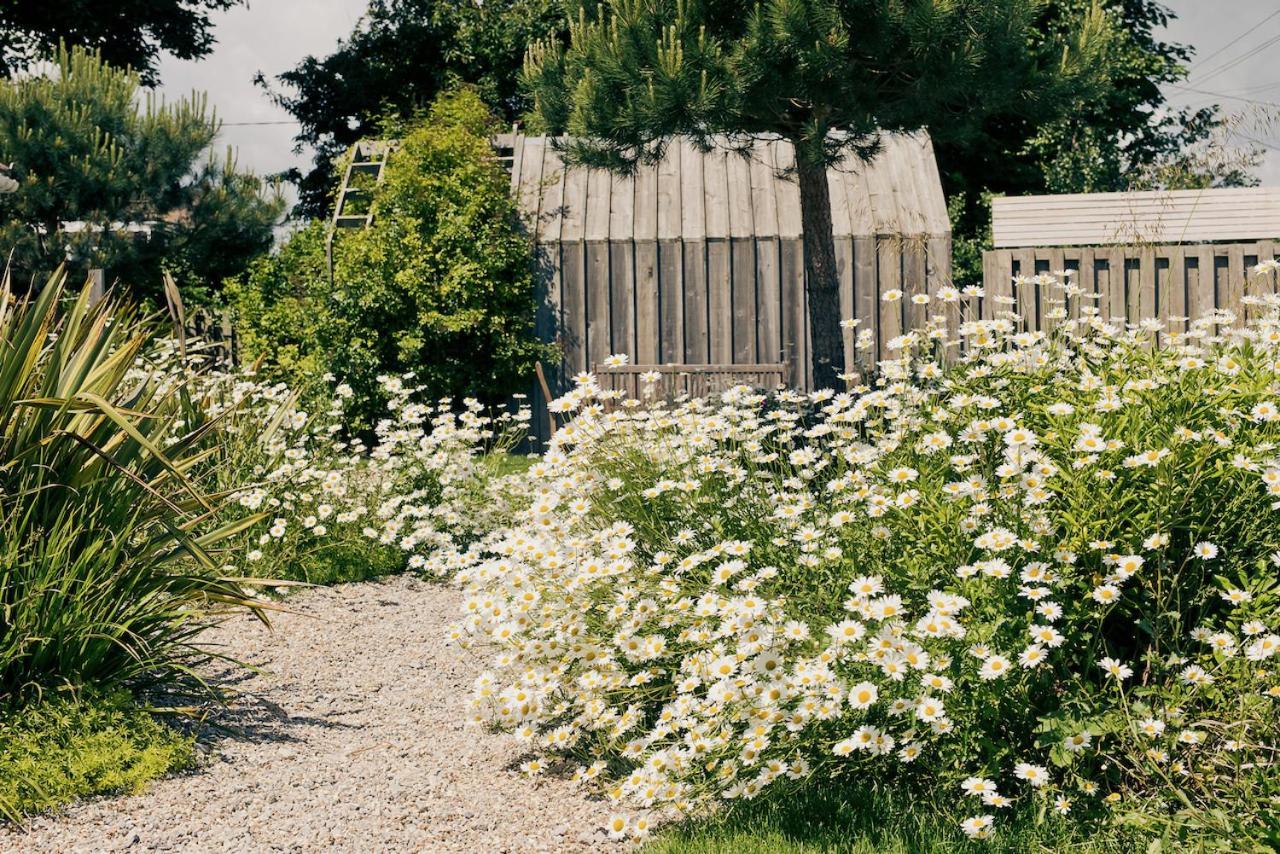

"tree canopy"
[0,0,242,85]
[0,44,282,302]
[938,0,1258,285]
[522,0,1112,388]
[259,0,566,218]
[228,88,548,429]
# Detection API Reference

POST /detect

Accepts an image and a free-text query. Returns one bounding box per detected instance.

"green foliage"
[452,278,1280,848]
[0,270,263,704]
[0,45,283,303]
[0,0,240,85]
[229,88,549,430]
[522,0,1112,388]
[0,690,191,822]
[260,0,567,217]
[523,0,1110,173]
[937,1,1260,282]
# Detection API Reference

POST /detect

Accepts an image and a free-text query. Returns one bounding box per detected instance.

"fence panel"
[983,242,1279,329]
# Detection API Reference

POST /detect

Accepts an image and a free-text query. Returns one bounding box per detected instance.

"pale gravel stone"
[2,576,630,853]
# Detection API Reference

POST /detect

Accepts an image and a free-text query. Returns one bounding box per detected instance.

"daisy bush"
[139,343,532,586]
[449,273,1280,845]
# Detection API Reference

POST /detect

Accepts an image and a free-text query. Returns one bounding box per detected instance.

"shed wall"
[506,133,953,441]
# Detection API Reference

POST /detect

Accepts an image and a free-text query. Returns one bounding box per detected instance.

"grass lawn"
[644,785,1138,853]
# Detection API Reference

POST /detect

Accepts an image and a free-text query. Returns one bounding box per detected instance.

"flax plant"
[0,270,264,704]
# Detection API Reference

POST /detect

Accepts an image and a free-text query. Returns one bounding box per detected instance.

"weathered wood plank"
[1138,247,1156,322]
[703,144,730,240]
[707,239,733,363]
[683,240,709,363]
[1105,248,1126,323]
[679,139,706,242]
[1013,247,1036,330]
[903,237,928,334]
[1164,247,1185,338]
[586,241,612,367]
[1227,244,1246,319]
[927,236,957,357]
[780,237,807,388]
[609,240,636,358]
[608,171,636,358]
[731,238,757,363]
[726,149,755,240]
[752,141,782,366]
[635,242,659,364]
[836,236,855,373]
[756,238,781,365]
[1074,247,1095,322]
[658,240,684,363]
[877,238,903,359]
[560,241,587,375]
[1255,239,1276,299]
[1193,246,1214,320]
[1044,247,1066,329]
[773,142,802,238]
[584,167,612,243]
[854,236,878,373]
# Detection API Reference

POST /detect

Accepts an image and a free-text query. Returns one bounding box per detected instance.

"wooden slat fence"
[184,307,238,368]
[982,242,1280,329]
[992,188,1280,248]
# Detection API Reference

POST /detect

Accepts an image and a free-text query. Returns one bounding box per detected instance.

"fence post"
[88,268,105,302]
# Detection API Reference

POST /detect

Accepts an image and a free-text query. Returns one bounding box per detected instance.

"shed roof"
[500,132,950,243]
[991,186,1280,248]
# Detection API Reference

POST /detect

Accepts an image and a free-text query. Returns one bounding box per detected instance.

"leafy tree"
[0,0,242,85]
[228,88,549,429]
[258,0,566,218]
[0,45,283,302]
[523,0,1112,389]
[937,0,1259,286]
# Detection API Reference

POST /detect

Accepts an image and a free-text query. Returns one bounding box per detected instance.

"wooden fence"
[981,241,1280,328]
[593,362,790,403]
[183,307,238,368]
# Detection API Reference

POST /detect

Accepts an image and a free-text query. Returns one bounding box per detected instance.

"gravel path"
[3,576,628,853]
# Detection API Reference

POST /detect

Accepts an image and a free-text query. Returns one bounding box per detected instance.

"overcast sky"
[155,0,1280,202]
[155,0,366,196]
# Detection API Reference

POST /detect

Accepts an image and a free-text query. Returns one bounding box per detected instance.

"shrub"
[0,272,262,703]
[172,353,532,585]
[449,274,1280,846]
[0,690,192,821]
[228,87,549,432]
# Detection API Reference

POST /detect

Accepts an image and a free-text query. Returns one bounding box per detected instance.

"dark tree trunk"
[795,155,845,390]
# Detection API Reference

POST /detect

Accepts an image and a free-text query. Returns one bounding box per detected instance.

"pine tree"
[0,44,282,301]
[523,0,1114,388]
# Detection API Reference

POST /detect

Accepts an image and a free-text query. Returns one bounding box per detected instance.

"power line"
[1194,31,1280,88]
[220,120,300,126]
[1190,8,1280,72]
[1168,83,1280,110]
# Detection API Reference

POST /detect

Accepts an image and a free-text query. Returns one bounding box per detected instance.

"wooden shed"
[983,188,1280,332]
[502,132,952,417]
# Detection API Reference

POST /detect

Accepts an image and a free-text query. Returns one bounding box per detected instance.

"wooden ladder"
[326,140,396,280]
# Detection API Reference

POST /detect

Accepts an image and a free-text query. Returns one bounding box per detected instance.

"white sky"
[155,0,366,202]
[1161,0,1280,185]
[153,0,1280,205]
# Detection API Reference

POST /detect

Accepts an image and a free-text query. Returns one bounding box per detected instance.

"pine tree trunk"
[796,156,845,390]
